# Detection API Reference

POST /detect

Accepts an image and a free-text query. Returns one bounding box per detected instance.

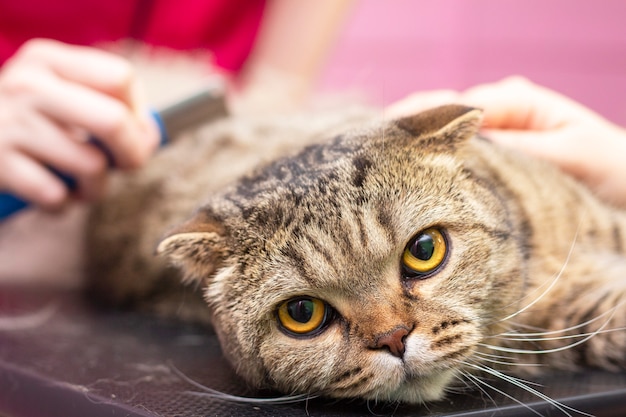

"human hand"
[0,39,159,210]
[388,77,626,207]
[461,77,626,207]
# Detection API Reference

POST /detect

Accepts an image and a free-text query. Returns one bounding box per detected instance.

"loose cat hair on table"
[87,104,626,405]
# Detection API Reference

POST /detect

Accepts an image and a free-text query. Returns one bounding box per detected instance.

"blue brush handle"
[0,110,167,221]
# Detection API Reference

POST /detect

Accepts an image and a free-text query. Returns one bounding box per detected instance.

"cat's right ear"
[395,104,483,148]
[156,209,230,283]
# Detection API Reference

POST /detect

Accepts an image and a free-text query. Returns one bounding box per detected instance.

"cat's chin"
[357,368,456,404]
[394,369,455,404]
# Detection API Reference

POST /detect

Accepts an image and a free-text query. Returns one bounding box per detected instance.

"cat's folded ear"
[395,104,483,148]
[156,209,230,283]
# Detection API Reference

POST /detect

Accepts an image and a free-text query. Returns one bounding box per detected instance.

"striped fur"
[88,105,626,404]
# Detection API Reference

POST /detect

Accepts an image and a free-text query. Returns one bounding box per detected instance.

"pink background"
[318,0,626,125]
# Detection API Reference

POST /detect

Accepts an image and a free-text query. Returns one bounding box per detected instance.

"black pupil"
[287,299,315,323]
[410,234,435,260]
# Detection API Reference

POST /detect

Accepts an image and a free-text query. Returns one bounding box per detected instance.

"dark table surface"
[1,287,625,417]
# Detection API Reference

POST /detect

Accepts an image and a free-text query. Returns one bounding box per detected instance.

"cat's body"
[87,104,626,405]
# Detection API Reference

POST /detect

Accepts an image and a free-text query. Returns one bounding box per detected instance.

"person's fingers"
[460,76,599,132]
[12,39,139,110]
[6,66,156,169]
[483,124,614,189]
[456,76,626,208]
[5,40,159,169]
[0,39,160,210]
[6,108,107,177]
[20,126,109,202]
[36,76,151,169]
[386,89,460,118]
[461,77,556,131]
[0,150,69,208]
[0,102,110,203]
[481,128,572,164]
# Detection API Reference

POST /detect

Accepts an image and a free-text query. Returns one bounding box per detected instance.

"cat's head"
[157,105,526,403]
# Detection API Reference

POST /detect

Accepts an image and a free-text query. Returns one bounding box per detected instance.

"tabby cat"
[87,104,626,405]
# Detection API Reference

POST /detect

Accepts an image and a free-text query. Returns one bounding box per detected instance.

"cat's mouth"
[366,335,470,403]
[353,346,460,404]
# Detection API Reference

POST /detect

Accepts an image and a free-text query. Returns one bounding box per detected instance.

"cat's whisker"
[496,221,582,325]
[183,391,315,405]
[498,301,625,338]
[479,304,616,355]
[168,362,318,404]
[462,370,563,417]
[460,361,592,417]
[501,322,588,338]
[461,369,550,417]
[473,351,518,361]
[465,359,544,387]
[454,370,497,406]
[475,356,543,368]
[505,321,554,332]
[366,397,403,417]
[473,351,544,368]
[444,379,472,396]
[492,327,626,343]
[484,300,621,357]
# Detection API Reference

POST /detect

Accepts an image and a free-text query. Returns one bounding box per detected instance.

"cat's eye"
[402,227,448,279]
[277,297,332,336]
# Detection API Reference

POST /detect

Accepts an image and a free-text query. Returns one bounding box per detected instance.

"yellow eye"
[402,227,448,278]
[277,297,331,336]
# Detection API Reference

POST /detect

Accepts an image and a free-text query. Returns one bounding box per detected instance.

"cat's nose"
[370,326,410,358]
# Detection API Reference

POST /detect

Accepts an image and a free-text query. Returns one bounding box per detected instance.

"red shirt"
[0,0,266,72]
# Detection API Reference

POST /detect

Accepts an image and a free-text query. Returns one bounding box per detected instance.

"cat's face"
[158,106,527,403]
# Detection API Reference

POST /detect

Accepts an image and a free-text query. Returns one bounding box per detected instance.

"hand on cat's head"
[389,77,626,208]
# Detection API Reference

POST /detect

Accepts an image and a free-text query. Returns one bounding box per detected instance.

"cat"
[86,103,626,406]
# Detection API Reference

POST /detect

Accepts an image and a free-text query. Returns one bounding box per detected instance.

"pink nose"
[371,327,410,358]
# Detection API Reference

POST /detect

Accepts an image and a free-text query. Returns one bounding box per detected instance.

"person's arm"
[0,39,158,209]
[234,0,354,112]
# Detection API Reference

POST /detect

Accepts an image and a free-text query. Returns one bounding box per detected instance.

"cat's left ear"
[156,209,230,283]
[395,104,483,147]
